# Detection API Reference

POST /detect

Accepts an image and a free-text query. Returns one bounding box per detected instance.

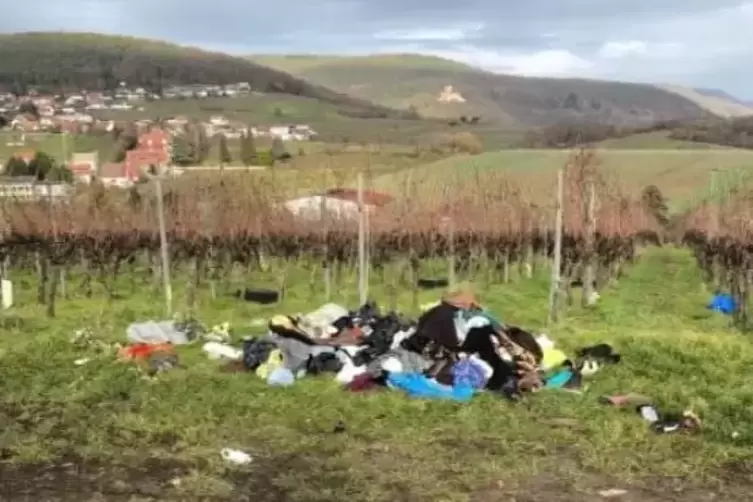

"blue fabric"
[387,372,475,402]
[452,359,488,389]
[545,369,573,389]
[267,367,295,387]
[458,308,502,328]
[708,294,737,315]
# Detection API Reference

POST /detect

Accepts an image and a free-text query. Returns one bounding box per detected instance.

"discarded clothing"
[545,369,576,389]
[118,343,175,361]
[366,348,432,377]
[307,352,345,375]
[387,372,474,402]
[298,303,349,338]
[456,325,517,391]
[268,317,338,373]
[242,338,277,371]
[576,344,621,364]
[451,359,488,390]
[346,373,386,392]
[127,321,195,345]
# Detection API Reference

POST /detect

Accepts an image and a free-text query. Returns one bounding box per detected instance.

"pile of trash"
[206,291,622,402]
[71,290,704,435]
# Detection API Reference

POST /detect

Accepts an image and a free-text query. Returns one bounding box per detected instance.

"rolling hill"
[366,142,753,210]
[250,54,717,128]
[0,32,411,119]
[660,85,753,118]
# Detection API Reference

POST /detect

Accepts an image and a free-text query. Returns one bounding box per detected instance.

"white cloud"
[373,23,484,42]
[380,44,593,76]
[598,40,648,59]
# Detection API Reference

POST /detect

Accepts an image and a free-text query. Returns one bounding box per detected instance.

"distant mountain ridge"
[694,88,753,107]
[0,32,411,119]
[250,54,717,128]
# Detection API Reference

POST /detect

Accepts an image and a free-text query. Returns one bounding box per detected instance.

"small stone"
[599,488,628,498]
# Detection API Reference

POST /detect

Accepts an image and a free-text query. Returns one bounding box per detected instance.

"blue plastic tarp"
[707,294,737,315]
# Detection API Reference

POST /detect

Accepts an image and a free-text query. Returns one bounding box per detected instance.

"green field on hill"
[369,146,753,209]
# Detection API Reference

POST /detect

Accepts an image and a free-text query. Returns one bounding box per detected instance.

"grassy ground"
[369,147,753,209]
[0,132,117,166]
[1,247,753,500]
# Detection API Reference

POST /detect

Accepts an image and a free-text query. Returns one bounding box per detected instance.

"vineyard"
[682,186,753,329]
[0,149,661,319]
[4,147,753,501]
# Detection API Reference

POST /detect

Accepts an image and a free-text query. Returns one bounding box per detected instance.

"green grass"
[598,131,732,150]
[369,147,753,209]
[1,247,753,500]
[0,132,116,166]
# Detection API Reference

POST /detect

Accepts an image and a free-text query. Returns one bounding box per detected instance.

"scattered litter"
[220,448,253,465]
[267,367,295,387]
[638,405,660,423]
[73,357,91,366]
[118,343,175,362]
[127,320,195,345]
[146,353,179,375]
[708,293,736,315]
[204,322,231,343]
[332,420,347,434]
[636,405,702,435]
[600,394,651,407]
[599,488,628,498]
[202,342,242,361]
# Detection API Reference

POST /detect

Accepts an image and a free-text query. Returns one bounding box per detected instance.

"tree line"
[668,117,753,149]
[3,151,73,182]
[110,121,292,167]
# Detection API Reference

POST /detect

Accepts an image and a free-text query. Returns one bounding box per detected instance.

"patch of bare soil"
[0,451,354,502]
[0,455,189,502]
[473,472,750,502]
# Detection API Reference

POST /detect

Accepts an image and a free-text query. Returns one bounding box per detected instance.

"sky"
[2,0,752,100]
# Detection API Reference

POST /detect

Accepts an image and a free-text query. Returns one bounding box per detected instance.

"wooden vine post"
[142,164,173,318]
[357,172,368,306]
[548,167,564,325]
[582,178,597,306]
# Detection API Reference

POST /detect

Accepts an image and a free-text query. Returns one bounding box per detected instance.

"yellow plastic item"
[256,349,285,380]
[541,348,568,371]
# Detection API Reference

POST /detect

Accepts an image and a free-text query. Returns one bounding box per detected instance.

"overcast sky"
[2,0,752,99]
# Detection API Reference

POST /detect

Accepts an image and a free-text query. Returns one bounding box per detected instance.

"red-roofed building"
[323,188,393,207]
[137,128,171,165]
[97,128,171,188]
[69,152,98,184]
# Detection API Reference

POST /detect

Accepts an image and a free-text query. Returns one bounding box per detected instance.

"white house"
[283,189,393,220]
[0,177,72,200]
[267,124,318,141]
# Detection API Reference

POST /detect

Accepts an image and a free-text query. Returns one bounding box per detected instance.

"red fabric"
[118,343,174,361]
[346,373,380,392]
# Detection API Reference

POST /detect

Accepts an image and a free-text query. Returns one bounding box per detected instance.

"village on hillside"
[0,82,319,199]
